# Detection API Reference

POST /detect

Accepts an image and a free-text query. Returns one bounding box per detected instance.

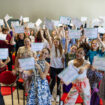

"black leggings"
[50,67,63,95]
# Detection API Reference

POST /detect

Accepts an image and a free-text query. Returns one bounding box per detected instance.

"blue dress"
[27,60,52,105]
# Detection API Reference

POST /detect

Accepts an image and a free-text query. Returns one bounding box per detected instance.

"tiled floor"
[2,82,80,105]
[3,89,81,105]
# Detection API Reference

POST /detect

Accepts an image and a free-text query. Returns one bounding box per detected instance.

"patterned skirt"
[27,76,52,105]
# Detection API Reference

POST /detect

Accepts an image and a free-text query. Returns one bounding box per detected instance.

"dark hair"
[2,28,9,33]
[81,30,84,35]
[77,47,85,55]
[79,42,90,53]
[79,43,90,60]
[35,31,42,42]
[30,29,35,36]
[43,48,50,54]
[102,34,105,41]
[16,34,25,41]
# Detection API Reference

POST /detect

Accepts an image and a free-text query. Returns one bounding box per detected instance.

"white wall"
[0,0,105,21]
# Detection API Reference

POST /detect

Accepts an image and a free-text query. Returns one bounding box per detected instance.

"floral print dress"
[27,60,52,105]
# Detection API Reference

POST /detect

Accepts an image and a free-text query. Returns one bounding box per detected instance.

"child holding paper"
[63,36,77,93]
[35,29,49,48]
[65,48,91,105]
[87,39,105,90]
[86,39,105,105]
[14,38,36,92]
[27,48,51,105]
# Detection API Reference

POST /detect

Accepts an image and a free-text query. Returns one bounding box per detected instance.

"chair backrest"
[0,71,17,85]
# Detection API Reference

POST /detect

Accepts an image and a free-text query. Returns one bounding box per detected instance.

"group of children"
[0,17,105,105]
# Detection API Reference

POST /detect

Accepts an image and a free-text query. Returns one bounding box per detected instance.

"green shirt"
[65,53,76,67]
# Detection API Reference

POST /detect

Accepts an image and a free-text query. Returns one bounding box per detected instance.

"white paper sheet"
[18,57,35,71]
[84,28,98,39]
[23,17,29,22]
[11,21,20,27]
[71,18,82,28]
[35,19,42,26]
[69,29,81,39]
[58,65,79,85]
[0,19,4,25]
[0,34,7,40]
[4,14,12,21]
[27,22,35,28]
[0,48,8,59]
[93,56,105,71]
[44,18,54,30]
[20,16,23,21]
[14,26,24,33]
[59,16,71,25]
[81,17,88,22]
[31,43,44,52]
[52,20,59,27]
[98,27,105,34]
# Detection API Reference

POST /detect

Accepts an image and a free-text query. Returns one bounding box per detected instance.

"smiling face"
[91,40,99,50]
[40,49,49,59]
[70,45,77,54]
[19,33,24,40]
[24,38,31,48]
[54,39,59,48]
[76,48,85,60]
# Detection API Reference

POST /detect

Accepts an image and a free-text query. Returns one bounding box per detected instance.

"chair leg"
[11,86,14,105]
[23,88,25,105]
[17,84,19,104]
[81,102,83,105]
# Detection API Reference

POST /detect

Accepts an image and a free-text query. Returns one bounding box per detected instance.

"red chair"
[0,71,19,105]
[46,74,51,83]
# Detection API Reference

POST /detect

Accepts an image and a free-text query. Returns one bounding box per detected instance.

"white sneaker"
[56,95,60,103]
[51,96,55,102]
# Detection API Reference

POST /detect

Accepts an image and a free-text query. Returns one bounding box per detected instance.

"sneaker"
[56,95,60,103]
[51,96,55,102]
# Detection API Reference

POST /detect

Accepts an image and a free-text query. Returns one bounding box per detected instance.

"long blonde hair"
[54,37,63,57]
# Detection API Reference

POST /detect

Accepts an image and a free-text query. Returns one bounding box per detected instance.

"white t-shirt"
[50,45,64,68]
[68,60,90,80]
[43,39,49,48]
[29,36,35,43]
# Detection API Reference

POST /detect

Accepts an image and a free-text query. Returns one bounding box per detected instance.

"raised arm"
[98,34,105,48]
[4,19,11,31]
[45,29,52,48]
[65,37,70,54]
